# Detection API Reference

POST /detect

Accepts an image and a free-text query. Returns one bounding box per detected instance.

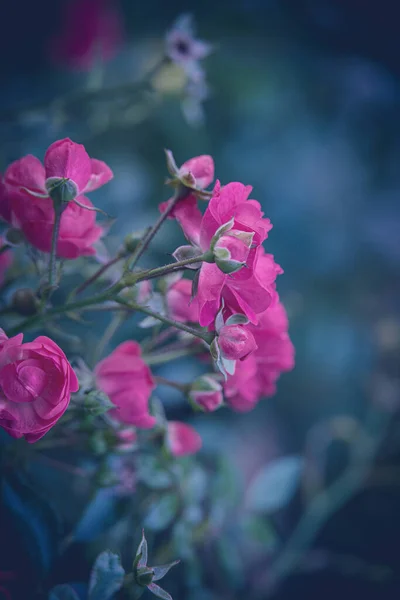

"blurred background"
[1,1,400,599]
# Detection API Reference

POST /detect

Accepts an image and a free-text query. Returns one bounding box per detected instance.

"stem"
[127,188,189,271]
[93,313,126,364]
[154,375,189,393]
[48,202,63,292]
[144,347,202,365]
[73,254,125,297]
[128,254,206,285]
[6,284,124,336]
[116,297,214,345]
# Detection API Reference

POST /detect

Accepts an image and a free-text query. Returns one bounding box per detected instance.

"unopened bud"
[189,375,223,412]
[11,288,38,316]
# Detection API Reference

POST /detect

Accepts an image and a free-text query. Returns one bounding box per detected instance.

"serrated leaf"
[246,456,304,513]
[144,493,179,532]
[88,551,125,600]
[148,582,173,600]
[49,584,80,600]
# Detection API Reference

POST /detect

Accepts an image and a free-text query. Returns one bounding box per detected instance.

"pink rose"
[0,237,12,286]
[166,277,199,323]
[217,324,257,361]
[2,139,113,259]
[95,341,156,429]
[192,182,275,326]
[167,421,202,456]
[224,298,294,411]
[49,0,123,71]
[0,329,79,442]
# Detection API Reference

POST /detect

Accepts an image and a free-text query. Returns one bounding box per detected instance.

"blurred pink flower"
[95,341,156,429]
[167,421,202,456]
[189,375,223,412]
[0,329,79,443]
[50,0,123,71]
[166,276,199,323]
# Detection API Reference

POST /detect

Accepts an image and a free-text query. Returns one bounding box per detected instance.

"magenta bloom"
[95,341,156,429]
[195,182,274,326]
[2,139,112,258]
[0,329,79,443]
[167,421,202,456]
[0,237,12,286]
[218,324,257,361]
[166,277,199,323]
[50,0,123,71]
[224,299,295,412]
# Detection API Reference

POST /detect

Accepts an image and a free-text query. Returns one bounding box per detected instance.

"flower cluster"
[0,141,293,457]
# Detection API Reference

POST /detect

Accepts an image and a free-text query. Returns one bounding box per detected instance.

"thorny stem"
[116,297,214,345]
[47,201,63,296]
[144,346,203,365]
[127,187,190,271]
[73,254,125,297]
[126,253,206,285]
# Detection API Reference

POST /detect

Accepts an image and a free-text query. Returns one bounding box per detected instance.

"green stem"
[48,202,63,292]
[127,188,190,271]
[73,253,125,297]
[92,312,126,364]
[154,375,189,393]
[116,297,214,345]
[6,285,124,336]
[126,254,206,286]
[143,346,201,365]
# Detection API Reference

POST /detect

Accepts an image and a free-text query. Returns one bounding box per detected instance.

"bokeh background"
[1,1,400,599]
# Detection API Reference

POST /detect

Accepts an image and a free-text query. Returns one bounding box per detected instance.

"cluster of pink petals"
[49,0,123,71]
[0,329,79,442]
[224,298,295,411]
[95,341,156,429]
[0,236,12,286]
[0,138,113,259]
[161,153,294,411]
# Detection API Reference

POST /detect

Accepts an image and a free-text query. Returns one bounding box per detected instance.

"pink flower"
[95,341,156,429]
[189,375,223,412]
[218,324,257,361]
[0,237,12,286]
[2,139,112,258]
[167,421,202,456]
[49,0,123,71]
[224,299,295,412]
[166,14,212,82]
[0,329,79,443]
[166,277,199,323]
[195,182,275,326]
[159,153,214,246]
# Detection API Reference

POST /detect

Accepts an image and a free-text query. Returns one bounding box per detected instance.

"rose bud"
[189,375,223,412]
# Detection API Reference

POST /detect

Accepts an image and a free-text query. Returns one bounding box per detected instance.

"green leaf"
[241,515,278,550]
[246,456,304,513]
[88,550,125,600]
[49,585,80,600]
[153,560,180,582]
